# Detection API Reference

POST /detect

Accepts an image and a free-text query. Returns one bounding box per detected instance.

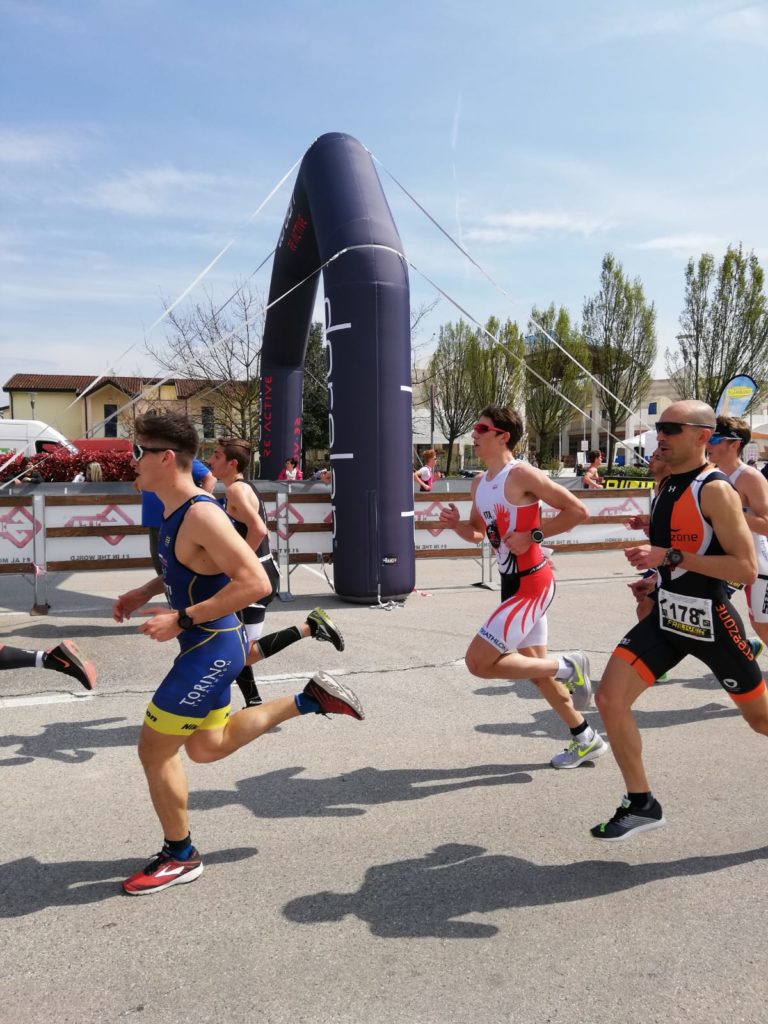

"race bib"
[658,589,713,642]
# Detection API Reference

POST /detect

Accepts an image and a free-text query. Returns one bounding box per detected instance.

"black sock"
[570,719,589,738]
[0,644,39,671]
[235,664,261,705]
[255,626,302,660]
[165,834,193,860]
[627,791,652,809]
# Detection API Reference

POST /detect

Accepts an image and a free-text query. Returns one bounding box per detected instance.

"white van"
[0,419,79,458]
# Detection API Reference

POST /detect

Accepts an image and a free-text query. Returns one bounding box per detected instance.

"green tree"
[666,245,768,408]
[582,253,657,467]
[428,319,477,474]
[302,321,329,458]
[467,316,525,411]
[525,306,589,462]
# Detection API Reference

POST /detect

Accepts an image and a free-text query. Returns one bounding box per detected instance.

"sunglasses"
[131,442,180,461]
[707,433,741,445]
[655,421,713,436]
[473,422,507,435]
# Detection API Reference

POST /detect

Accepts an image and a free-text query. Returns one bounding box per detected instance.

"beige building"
[2,374,236,449]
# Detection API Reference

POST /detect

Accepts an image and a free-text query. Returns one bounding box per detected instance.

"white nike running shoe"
[550,732,609,769]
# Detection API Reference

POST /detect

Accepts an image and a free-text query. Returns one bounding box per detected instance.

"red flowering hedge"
[0,449,136,483]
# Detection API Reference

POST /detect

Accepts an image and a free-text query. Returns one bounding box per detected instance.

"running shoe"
[302,671,363,720]
[43,640,96,691]
[748,637,764,659]
[590,797,666,842]
[550,732,609,769]
[306,608,345,651]
[122,847,204,895]
[561,651,592,711]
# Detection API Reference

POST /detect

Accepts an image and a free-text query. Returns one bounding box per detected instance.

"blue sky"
[2,0,768,385]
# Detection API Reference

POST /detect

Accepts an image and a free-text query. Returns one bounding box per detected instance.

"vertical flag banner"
[714,375,757,417]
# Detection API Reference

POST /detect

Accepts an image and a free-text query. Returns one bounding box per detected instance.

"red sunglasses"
[473,422,507,435]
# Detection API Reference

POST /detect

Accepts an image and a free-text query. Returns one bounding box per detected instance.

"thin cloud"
[709,4,768,44]
[77,166,230,217]
[0,129,78,165]
[466,210,610,243]
[634,233,724,257]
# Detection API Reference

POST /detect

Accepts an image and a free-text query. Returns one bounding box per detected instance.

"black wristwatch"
[662,548,684,568]
[177,609,195,630]
[531,528,545,544]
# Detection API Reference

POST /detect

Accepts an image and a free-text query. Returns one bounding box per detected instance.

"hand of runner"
[625,544,667,570]
[136,607,182,642]
[112,588,149,623]
[438,502,460,526]
[628,576,656,603]
[625,514,650,535]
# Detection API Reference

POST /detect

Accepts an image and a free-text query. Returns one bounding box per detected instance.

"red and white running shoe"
[302,671,364,720]
[122,847,204,896]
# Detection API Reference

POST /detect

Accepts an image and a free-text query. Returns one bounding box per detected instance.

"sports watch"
[662,548,684,568]
[177,609,195,630]
[531,528,545,544]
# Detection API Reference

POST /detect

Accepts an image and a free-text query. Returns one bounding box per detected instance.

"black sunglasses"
[131,442,181,461]
[655,421,713,436]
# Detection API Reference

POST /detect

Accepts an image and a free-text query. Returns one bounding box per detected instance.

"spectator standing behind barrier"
[141,457,215,576]
[414,449,438,491]
[277,457,302,481]
[85,461,103,482]
[582,450,604,489]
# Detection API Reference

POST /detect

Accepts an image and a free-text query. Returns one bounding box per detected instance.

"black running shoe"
[122,847,204,895]
[306,608,345,651]
[43,640,96,691]
[591,796,666,842]
[303,671,363,719]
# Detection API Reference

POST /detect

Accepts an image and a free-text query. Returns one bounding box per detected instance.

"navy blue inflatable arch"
[259,132,415,603]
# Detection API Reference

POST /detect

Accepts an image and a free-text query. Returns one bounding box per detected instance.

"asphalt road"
[1,553,766,1024]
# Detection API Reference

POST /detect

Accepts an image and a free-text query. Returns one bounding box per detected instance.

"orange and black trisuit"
[613,464,765,701]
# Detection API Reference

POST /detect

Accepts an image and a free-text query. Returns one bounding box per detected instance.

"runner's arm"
[227,482,269,551]
[438,477,485,543]
[626,481,757,584]
[112,576,166,622]
[527,469,589,539]
[182,502,271,622]
[739,469,768,537]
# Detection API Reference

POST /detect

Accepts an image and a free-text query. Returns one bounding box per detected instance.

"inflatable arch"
[259,132,415,603]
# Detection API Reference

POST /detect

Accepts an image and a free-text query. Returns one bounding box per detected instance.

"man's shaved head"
[662,400,716,429]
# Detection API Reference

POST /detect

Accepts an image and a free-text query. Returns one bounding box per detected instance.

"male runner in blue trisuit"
[113,412,363,895]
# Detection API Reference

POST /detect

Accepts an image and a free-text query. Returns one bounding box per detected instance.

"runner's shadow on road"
[190,763,545,819]
[283,841,768,938]
[0,847,258,917]
[476,702,738,741]
[2,623,140,640]
[0,717,139,766]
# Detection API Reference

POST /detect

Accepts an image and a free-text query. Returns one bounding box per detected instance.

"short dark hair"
[217,437,251,474]
[587,449,601,462]
[478,405,524,452]
[716,415,750,451]
[134,410,199,470]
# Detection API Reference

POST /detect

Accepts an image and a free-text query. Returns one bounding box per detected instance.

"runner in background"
[208,438,345,707]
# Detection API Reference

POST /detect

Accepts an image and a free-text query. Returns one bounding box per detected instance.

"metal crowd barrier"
[0,483,650,611]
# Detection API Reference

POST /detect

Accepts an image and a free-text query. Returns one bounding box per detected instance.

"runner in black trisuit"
[208,438,344,707]
[592,400,768,842]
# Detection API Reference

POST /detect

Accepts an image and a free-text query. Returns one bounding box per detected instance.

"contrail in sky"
[451,91,465,253]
